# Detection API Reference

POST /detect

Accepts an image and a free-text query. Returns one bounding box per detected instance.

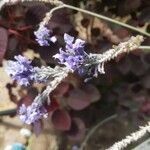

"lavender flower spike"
[54,34,144,80]
[5,55,35,86]
[53,33,89,75]
[34,26,57,46]
[19,103,48,124]
[18,66,69,124]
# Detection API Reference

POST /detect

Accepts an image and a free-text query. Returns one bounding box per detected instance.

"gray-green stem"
[2,0,150,37]
[42,3,150,37]
[139,46,150,50]
[64,4,150,37]
[80,114,117,150]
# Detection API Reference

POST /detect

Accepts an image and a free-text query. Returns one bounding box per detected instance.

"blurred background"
[0,0,150,149]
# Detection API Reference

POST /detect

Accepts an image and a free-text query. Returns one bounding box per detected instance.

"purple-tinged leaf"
[0,27,8,64]
[51,109,71,131]
[52,82,70,97]
[18,87,38,107]
[66,117,86,141]
[6,37,19,58]
[82,84,101,103]
[67,88,91,110]
[45,97,59,112]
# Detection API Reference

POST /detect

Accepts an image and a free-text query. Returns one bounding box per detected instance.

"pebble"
[20,128,32,138]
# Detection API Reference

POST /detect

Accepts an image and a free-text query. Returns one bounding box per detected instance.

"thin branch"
[0,108,16,116]
[63,4,150,37]
[139,46,150,50]
[80,114,117,150]
[3,0,150,37]
[39,2,150,37]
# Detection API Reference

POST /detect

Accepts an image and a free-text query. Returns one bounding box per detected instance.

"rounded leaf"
[45,97,59,112]
[52,82,70,97]
[51,109,71,131]
[67,89,91,110]
[82,84,101,103]
[66,117,86,141]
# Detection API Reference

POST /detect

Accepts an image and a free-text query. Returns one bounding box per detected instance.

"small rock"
[20,128,31,138]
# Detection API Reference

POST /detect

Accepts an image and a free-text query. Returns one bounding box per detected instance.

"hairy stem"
[107,122,150,150]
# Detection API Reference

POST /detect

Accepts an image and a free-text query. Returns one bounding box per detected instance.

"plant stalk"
[63,4,150,37]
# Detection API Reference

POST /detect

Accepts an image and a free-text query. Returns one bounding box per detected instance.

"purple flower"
[53,34,102,80]
[5,55,35,86]
[19,103,48,124]
[34,26,57,46]
[53,34,89,75]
